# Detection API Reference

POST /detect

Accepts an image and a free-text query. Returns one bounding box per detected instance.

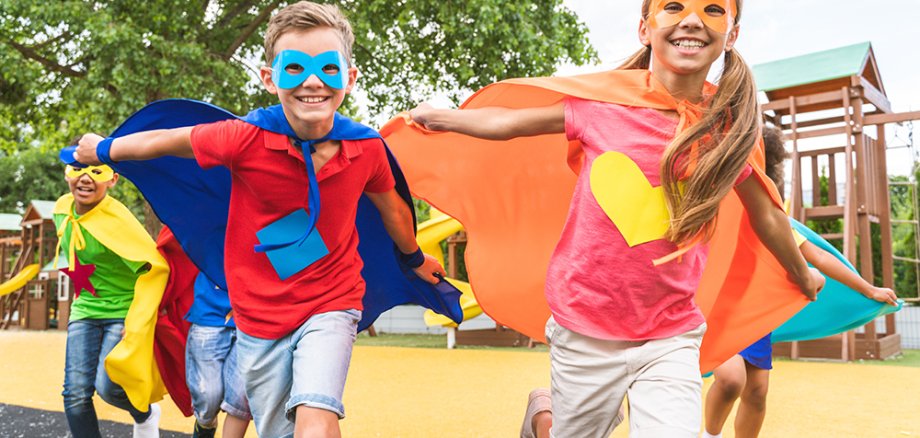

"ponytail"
[623,0,758,246]
[618,46,651,70]
[659,49,761,245]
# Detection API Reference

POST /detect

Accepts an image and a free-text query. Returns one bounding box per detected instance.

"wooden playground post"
[756,42,918,361]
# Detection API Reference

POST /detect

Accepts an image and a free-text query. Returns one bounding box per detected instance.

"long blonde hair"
[620,0,760,246]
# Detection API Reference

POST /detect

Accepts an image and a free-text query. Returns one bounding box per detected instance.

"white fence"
[376,303,920,351]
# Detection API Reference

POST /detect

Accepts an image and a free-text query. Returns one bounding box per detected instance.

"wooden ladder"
[0,245,35,330]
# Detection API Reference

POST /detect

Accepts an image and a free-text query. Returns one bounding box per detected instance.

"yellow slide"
[418,210,483,328]
[0,264,41,297]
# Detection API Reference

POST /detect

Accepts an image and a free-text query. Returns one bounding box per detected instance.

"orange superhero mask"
[649,0,736,33]
[381,69,810,373]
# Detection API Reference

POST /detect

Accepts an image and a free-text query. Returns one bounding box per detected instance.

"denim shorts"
[236,309,361,438]
[186,324,251,426]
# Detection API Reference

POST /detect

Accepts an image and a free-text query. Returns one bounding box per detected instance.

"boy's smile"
[261,27,358,140]
[66,170,117,215]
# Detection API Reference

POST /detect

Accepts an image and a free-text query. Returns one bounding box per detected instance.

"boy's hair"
[762,125,789,187]
[263,1,355,65]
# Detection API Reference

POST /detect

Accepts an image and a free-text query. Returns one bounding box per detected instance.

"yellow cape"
[54,194,168,412]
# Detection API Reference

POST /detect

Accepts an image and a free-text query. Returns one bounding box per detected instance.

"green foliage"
[806,166,843,251]
[890,174,920,298]
[0,147,67,213]
[0,0,596,217]
[345,0,597,114]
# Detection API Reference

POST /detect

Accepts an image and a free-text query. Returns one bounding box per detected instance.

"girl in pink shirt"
[411,1,824,436]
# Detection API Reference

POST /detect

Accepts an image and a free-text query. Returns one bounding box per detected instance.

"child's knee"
[742,381,769,408]
[714,374,745,399]
[94,373,125,405]
[62,383,95,408]
[190,382,225,419]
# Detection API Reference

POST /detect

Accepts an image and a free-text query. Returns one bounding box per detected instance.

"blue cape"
[102,99,463,331]
[773,219,902,342]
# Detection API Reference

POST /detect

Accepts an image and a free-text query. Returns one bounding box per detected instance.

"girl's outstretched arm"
[409,102,564,140]
[799,241,899,306]
[735,177,824,300]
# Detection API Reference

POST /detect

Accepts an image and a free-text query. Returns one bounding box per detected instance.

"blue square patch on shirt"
[256,209,329,280]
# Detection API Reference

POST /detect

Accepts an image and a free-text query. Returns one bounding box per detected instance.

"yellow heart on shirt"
[589,151,671,247]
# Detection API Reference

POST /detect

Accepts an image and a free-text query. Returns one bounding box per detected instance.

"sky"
[560,0,920,177]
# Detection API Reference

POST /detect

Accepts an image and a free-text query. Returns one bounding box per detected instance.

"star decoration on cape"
[60,255,97,298]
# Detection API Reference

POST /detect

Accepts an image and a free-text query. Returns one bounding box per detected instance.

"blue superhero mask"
[271,50,350,90]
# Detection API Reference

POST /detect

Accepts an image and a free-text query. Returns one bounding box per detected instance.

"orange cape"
[381,69,809,372]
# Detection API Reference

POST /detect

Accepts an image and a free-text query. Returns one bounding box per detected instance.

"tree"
[0,147,66,213]
[890,174,920,299]
[0,1,596,223]
[0,0,596,152]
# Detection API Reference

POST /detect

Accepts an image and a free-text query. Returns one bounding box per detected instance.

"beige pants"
[547,318,705,438]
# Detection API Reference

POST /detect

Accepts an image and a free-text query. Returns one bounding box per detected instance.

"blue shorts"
[186,324,251,426]
[738,333,773,370]
[236,309,361,438]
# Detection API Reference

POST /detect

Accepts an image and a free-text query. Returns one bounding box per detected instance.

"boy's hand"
[408,102,442,131]
[866,286,898,306]
[412,254,447,285]
[795,267,824,301]
[74,133,106,165]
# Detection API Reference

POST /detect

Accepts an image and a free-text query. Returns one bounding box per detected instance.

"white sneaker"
[133,403,161,438]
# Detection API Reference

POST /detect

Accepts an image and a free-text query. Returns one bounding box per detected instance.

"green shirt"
[54,209,148,321]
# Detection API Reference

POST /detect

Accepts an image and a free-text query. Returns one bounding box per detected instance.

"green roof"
[753,42,872,92]
[0,213,20,231]
[28,200,56,220]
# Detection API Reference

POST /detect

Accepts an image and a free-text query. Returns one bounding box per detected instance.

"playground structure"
[417,210,535,348]
[0,200,72,331]
[0,213,21,281]
[755,42,920,361]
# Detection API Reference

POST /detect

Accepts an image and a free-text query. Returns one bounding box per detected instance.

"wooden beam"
[762,90,844,113]
[795,126,849,140]
[789,97,803,222]
[858,77,892,114]
[876,127,897,336]
[864,110,920,125]
[798,146,847,158]
[804,206,845,219]
[842,87,857,263]
[780,115,847,130]
[811,156,820,208]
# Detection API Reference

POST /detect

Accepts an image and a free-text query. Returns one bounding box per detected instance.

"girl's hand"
[866,286,899,306]
[796,267,825,301]
[74,133,105,165]
[412,254,447,285]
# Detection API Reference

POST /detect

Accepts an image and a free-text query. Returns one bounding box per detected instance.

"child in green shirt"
[55,163,162,438]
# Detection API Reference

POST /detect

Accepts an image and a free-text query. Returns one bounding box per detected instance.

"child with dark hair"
[702,126,898,438]
[55,163,165,438]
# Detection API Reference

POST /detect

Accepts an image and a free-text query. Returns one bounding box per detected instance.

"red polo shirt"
[190,119,395,339]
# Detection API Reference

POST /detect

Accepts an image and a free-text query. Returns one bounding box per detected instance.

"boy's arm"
[799,241,899,306]
[74,127,195,165]
[735,177,824,300]
[409,102,565,140]
[364,189,446,284]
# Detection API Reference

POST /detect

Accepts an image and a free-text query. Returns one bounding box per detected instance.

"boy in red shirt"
[73,2,443,436]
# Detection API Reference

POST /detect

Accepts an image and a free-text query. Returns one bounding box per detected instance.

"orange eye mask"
[65,165,114,182]
[649,0,736,33]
